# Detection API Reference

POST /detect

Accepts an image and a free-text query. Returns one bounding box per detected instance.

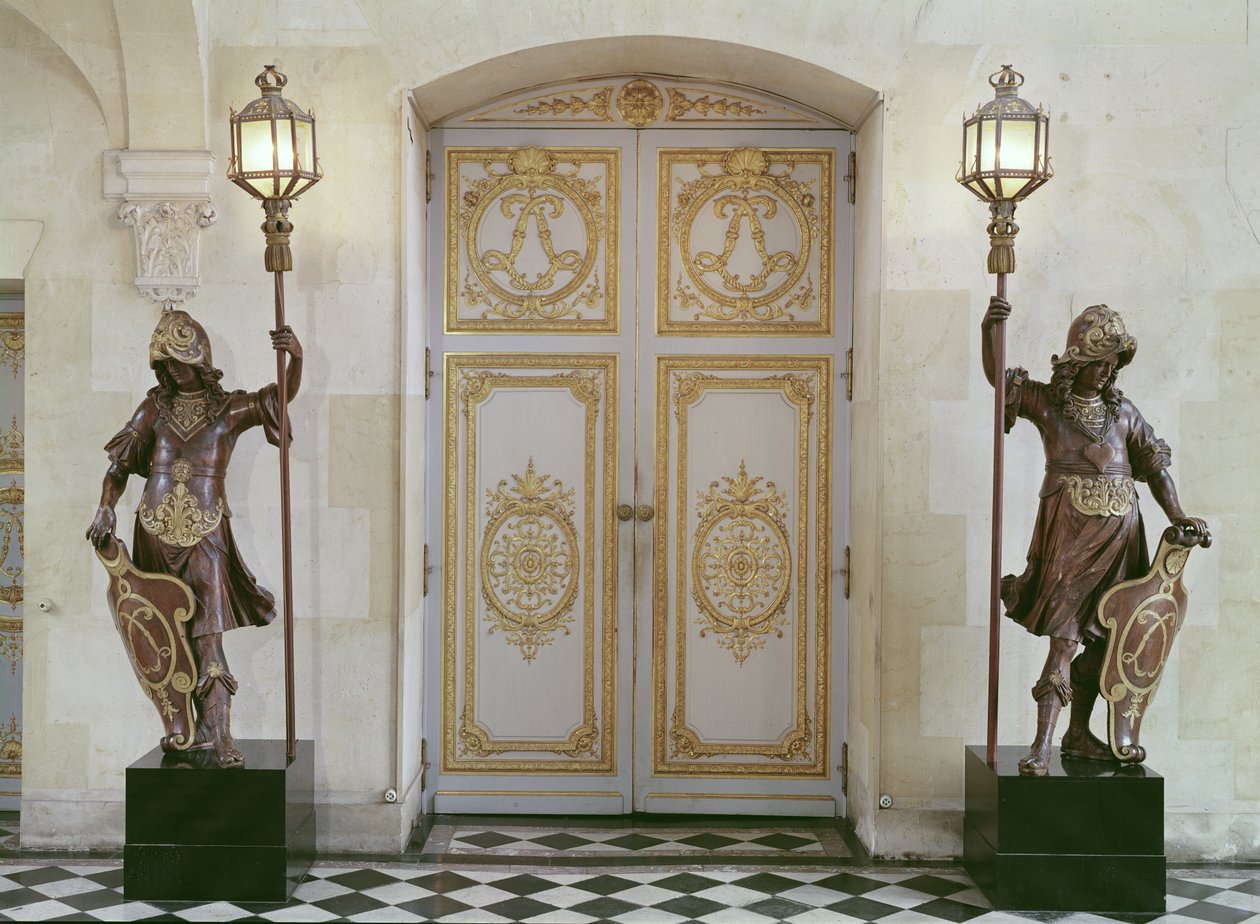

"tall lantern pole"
[227,65,323,762]
[957,65,1052,765]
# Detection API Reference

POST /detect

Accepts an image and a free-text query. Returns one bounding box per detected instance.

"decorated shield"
[1097,525,1208,763]
[96,536,199,752]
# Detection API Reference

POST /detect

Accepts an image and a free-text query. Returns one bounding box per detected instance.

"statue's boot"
[1018,670,1070,777]
[195,664,245,769]
[1061,645,1115,761]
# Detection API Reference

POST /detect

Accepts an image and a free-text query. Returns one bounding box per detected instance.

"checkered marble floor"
[0,863,1256,923]
[425,824,849,857]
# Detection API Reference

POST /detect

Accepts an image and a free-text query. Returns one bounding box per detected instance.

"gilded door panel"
[0,308,22,809]
[445,146,620,333]
[653,356,830,777]
[442,354,617,773]
[656,147,834,336]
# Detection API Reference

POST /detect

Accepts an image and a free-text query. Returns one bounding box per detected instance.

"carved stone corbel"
[103,150,217,309]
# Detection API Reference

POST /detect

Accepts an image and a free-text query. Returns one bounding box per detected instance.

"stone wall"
[1,0,1257,858]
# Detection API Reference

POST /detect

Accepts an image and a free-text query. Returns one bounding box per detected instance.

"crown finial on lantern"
[255,65,288,91]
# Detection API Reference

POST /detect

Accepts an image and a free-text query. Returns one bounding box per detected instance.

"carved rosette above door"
[444,355,617,773]
[655,356,830,777]
[446,146,620,333]
[657,147,833,335]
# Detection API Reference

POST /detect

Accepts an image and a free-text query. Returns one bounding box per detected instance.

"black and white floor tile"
[0,863,1257,923]
[424,824,849,857]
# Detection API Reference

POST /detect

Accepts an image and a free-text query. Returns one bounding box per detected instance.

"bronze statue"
[982,297,1210,776]
[87,310,301,768]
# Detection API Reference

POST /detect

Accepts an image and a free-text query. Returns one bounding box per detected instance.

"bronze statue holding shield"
[86,310,301,768]
[982,297,1210,776]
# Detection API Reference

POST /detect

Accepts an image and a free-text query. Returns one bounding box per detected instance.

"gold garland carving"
[0,713,19,777]
[0,480,22,613]
[666,88,766,120]
[0,417,23,475]
[0,315,23,379]
[514,89,613,120]
[138,460,223,547]
[691,460,791,664]
[480,458,580,662]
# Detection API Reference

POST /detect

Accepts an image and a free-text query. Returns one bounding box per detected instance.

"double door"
[425,127,850,814]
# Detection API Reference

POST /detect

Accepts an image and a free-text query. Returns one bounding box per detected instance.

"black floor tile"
[408,870,480,892]
[653,894,727,917]
[324,868,404,890]
[457,831,521,848]
[732,871,806,894]
[1175,900,1258,924]
[572,874,640,895]
[746,895,815,918]
[749,832,816,851]
[5,866,78,886]
[491,874,556,897]
[913,896,992,921]
[84,869,126,889]
[311,890,390,917]
[56,888,131,912]
[397,894,473,918]
[0,887,55,909]
[653,872,723,894]
[1169,879,1229,900]
[528,832,593,850]
[604,833,667,851]
[1234,880,1260,898]
[569,895,641,918]
[675,832,740,850]
[485,895,559,920]
[900,874,971,897]
[825,895,904,919]
[812,871,890,895]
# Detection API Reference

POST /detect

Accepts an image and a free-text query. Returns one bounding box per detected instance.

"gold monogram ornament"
[660,147,832,333]
[138,459,224,547]
[480,458,580,662]
[692,461,791,664]
[449,146,617,331]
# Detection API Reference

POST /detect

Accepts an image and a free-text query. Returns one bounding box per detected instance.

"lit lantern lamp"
[956,65,1052,766]
[227,65,323,761]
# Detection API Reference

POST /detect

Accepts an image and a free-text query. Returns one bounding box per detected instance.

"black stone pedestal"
[125,739,315,903]
[963,745,1164,913]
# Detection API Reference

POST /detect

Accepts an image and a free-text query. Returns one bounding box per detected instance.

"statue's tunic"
[1001,368,1172,642]
[104,385,285,638]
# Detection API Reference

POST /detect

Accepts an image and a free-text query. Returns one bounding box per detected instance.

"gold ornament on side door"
[636,505,655,522]
[616,504,634,522]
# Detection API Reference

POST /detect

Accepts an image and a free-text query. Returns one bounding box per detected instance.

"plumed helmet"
[1051,305,1136,370]
[149,309,212,369]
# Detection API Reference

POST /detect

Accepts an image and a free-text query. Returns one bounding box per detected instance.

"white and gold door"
[426,102,850,816]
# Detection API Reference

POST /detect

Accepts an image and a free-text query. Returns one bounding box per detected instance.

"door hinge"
[844,150,856,205]
[423,543,431,598]
[425,347,433,400]
[840,742,849,796]
[425,149,433,204]
[841,545,851,600]
[843,348,853,402]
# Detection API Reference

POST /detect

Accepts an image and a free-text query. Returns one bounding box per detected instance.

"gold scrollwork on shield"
[447,146,619,332]
[692,461,791,665]
[659,147,833,334]
[480,458,580,662]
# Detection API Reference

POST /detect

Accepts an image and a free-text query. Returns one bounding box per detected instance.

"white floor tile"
[172,900,254,921]
[291,878,354,901]
[614,884,685,906]
[530,885,610,908]
[863,884,945,909]
[361,880,436,904]
[0,899,77,921]
[259,905,344,922]
[30,875,107,898]
[524,911,601,924]
[346,907,428,922]
[696,908,776,924]
[692,884,768,906]
[607,908,688,924]
[1207,890,1260,912]
[85,901,168,921]
[777,883,852,906]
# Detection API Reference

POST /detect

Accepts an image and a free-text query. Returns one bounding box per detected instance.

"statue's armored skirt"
[1000,368,1172,644]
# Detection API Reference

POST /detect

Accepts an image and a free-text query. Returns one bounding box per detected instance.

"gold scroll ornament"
[1097,528,1204,763]
[95,536,199,752]
[1059,474,1134,517]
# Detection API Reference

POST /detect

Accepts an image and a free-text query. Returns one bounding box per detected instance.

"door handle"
[616,504,634,522]
[636,505,655,522]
